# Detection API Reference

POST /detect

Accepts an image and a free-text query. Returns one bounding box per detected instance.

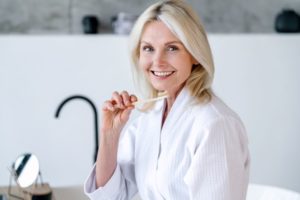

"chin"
[151,84,168,91]
[154,88,167,93]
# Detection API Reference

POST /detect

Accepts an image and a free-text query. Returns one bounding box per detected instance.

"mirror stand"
[8,168,24,200]
[8,167,52,200]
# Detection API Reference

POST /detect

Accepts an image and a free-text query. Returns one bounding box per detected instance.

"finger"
[102,100,115,112]
[120,107,134,121]
[130,95,138,103]
[120,91,131,106]
[112,91,125,109]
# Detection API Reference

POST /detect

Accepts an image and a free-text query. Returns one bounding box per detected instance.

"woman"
[84,0,250,199]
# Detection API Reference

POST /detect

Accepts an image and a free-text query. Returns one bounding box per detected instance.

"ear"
[191,57,199,66]
[192,61,200,66]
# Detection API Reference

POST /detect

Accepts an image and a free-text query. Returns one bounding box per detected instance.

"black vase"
[275,9,300,33]
[82,15,99,34]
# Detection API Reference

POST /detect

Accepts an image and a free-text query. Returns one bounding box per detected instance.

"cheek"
[177,59,192,71]
[138,57,151,72]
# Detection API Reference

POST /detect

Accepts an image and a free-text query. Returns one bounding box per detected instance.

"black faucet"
[55,95,99,163]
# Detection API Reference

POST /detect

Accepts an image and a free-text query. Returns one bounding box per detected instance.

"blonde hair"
[129,0,214,110]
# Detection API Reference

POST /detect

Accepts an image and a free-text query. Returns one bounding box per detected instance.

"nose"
[153,49,166,66]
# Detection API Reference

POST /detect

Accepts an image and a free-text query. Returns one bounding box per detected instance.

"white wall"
[210,34,300,192]
[0,35,299,192]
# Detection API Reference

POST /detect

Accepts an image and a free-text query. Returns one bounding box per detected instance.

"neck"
[165,84,184,112]
[161,86,184,126]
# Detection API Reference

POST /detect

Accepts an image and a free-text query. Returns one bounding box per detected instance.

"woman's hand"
[101,91,137,136]
[96,91,137,187]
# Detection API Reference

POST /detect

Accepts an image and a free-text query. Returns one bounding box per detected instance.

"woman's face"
[138,20,196,96]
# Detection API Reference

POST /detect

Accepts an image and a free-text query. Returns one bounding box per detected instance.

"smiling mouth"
[151,71,175,77]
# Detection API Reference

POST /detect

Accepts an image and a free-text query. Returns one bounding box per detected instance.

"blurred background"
[0,0,300,199]
[0,0,299,34]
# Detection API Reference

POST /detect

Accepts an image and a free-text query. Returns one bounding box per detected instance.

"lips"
[151,70,175,77]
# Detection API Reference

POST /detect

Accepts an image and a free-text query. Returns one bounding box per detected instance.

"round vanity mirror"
[13,153,40,188]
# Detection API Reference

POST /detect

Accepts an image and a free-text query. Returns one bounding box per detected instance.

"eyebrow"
[140,40,183,46]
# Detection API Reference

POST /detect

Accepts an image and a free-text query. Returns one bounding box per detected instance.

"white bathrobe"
[84,88,250,200]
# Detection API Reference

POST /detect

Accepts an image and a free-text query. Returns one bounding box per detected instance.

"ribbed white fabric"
[84,87,250,200]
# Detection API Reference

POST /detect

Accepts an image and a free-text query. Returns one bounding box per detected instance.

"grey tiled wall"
[0,0,299,34]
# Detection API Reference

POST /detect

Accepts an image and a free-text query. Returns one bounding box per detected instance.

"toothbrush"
[133,91,168,106]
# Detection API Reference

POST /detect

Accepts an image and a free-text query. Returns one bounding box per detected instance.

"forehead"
[140,20,180,43]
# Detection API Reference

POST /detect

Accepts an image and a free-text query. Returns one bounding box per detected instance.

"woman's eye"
[167,46,179,51]
[142,46,154,52]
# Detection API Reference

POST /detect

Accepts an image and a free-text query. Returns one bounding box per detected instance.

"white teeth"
[153,71,173,77]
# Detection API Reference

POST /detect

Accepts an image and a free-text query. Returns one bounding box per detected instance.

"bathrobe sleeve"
[84,118,139,200]
[184,116,250,200]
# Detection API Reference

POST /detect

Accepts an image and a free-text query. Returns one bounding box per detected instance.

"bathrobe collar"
[153,87,193,133]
